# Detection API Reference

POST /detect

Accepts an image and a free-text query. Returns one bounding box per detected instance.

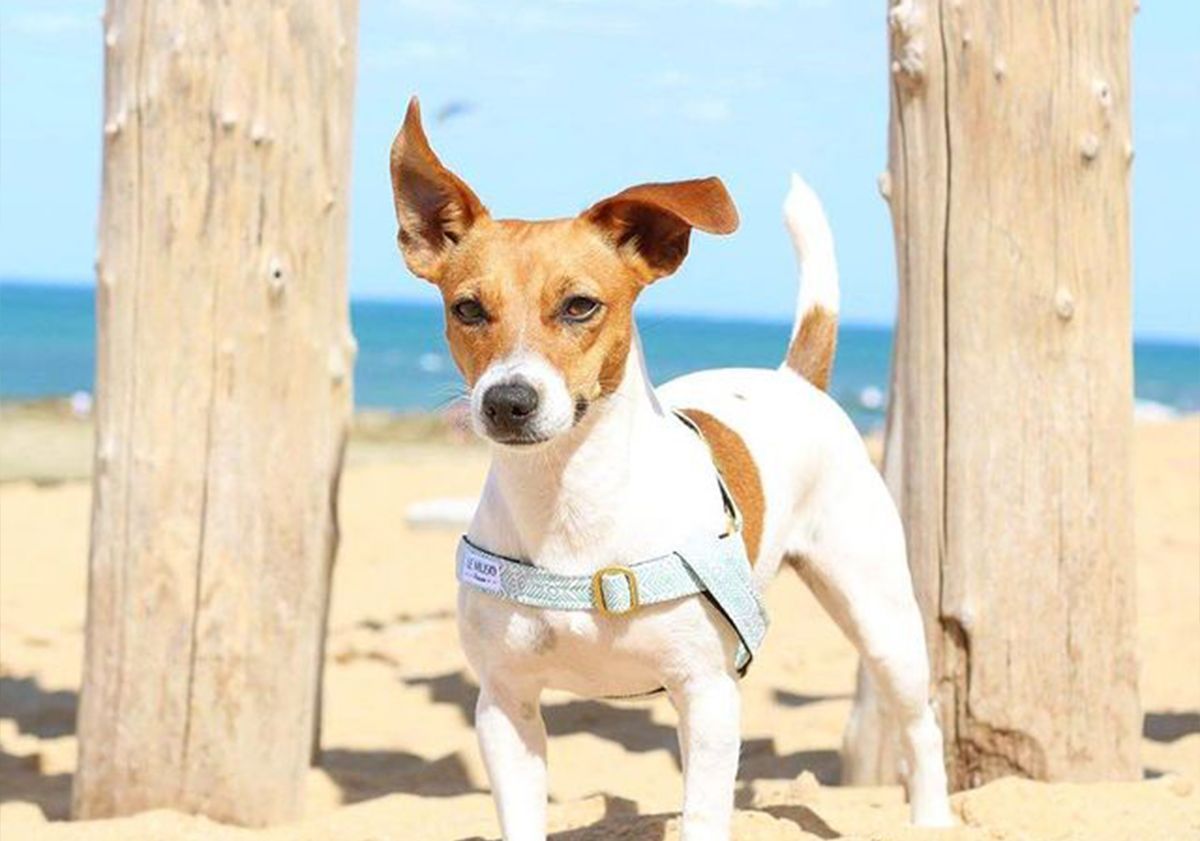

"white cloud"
[363,40,466,69]
[510,7,635,36]
[391,0,468,17]
[3,11,94,36]
[682,98,733,123]
[388,0,636,36]
[724,68,769,93]
[397,40,448,61]
[651,70,691,89]
[714,0,833,7]
[650,63,768,96]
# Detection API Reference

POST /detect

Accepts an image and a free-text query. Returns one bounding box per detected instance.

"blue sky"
[1,1,1197,340]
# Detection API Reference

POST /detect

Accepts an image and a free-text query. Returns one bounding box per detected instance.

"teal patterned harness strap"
[456,530,769,671]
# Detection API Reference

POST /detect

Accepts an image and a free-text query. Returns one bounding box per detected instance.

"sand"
[0,413,1197,840]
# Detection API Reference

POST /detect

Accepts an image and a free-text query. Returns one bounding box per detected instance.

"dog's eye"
[451,298,488,325]
[560,296,601,323]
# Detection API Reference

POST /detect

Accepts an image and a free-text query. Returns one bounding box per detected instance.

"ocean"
[1,282,1196,432]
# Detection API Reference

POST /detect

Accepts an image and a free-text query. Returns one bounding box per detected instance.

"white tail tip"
[783,172,839,314]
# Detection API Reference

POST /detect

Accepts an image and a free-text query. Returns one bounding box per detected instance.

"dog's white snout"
[470,353,575,446]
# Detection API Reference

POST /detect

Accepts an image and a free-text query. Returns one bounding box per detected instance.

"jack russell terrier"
[389,98,953,840]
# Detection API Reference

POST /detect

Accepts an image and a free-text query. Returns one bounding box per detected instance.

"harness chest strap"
[455,410,768,671]
[456,531,768,671]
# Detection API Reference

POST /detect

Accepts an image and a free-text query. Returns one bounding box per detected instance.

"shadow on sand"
[771,689,850,708]
[462,795,839,841]
[0,675,77,819]
[1143,711,1199,743]
[405,669,845,782]
[318,747,484,802]
[0,675,77,739]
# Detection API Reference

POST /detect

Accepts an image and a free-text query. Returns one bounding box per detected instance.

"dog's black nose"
[482,380,540,436]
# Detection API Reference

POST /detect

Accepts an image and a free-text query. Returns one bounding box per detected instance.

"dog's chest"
[458,587,734,697]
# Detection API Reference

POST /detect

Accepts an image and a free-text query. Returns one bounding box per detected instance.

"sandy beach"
[1,408,1196,840]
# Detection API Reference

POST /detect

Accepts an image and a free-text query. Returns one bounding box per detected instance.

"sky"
[1,0,1197,340]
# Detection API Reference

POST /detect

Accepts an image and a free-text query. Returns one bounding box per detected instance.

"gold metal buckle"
[592,565,639,615]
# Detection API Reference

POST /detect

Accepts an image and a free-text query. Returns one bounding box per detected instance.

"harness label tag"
[461,552,503,593]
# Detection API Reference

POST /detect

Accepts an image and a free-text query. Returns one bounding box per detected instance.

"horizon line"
[2,276,1197,347]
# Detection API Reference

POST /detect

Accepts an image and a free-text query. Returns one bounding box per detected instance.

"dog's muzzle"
[481,378,540,440]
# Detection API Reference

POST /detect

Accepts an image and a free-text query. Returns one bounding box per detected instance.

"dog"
[389,97,953,840]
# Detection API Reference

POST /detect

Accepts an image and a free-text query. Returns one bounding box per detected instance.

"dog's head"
[390,98,738,449]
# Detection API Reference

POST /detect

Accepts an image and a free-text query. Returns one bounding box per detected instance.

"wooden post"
[871,0,1141,789]
[73,1,359,825]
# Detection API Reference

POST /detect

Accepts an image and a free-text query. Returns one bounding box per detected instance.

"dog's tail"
[781,173,839,391]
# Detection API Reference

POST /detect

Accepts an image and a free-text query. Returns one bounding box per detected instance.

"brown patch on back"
[785,305,838,391]
[677,409,765,565]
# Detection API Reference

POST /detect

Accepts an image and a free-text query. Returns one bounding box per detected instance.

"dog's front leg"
[476,679,547,841]
[671,675,741,841]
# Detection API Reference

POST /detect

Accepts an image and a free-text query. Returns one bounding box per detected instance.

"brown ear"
[583,177,739,282]
[390,97,488,282]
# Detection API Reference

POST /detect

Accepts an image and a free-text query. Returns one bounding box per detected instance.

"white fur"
[784,173,839,322]
[459,178,953,840]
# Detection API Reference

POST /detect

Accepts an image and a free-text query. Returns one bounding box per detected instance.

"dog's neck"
[470,328,724,574]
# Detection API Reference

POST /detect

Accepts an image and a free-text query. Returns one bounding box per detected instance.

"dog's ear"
[582,177,739,283]
[390,97,488,282]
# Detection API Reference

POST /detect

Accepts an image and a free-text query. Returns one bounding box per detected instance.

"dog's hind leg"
[840,661,901,786]
[787,468,953,827]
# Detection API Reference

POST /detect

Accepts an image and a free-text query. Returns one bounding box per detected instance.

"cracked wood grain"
[862,0,1140,790]
[74,1,359,825]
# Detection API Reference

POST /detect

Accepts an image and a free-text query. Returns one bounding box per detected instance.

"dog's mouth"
[573,396,590,424]
[489,432,550,447]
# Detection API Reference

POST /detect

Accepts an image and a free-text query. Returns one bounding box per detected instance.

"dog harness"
[455,412,769,673]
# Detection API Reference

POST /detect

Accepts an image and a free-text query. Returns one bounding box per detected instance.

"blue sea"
[1,282,1196,432]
